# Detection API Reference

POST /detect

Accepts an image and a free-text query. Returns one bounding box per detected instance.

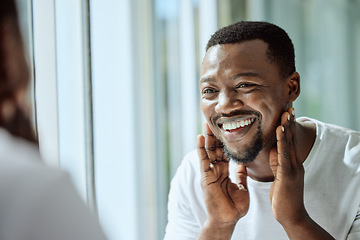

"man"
[165,21,360,239]
[0,1,107,239]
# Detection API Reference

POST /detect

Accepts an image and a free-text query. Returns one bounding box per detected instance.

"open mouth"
[218,118,255,132]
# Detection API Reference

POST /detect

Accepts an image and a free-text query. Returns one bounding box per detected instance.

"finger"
[215,138,225,162]
[283,109,297,169]
[212,141,229,177]
[269,146,278,179]
[289,108,301,168]
[278,113,292,171]
[204,123,216,162]
[197,134,211,173]
[235,164,248,190]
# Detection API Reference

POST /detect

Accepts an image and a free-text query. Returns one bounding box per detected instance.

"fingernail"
[281,126,285,132]
[287,114,290,121]
[291,109,295,116]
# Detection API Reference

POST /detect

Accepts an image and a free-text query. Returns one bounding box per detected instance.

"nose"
[215,91,244,114]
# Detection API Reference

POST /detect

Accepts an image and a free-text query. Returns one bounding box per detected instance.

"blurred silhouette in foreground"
[0,1,107,239]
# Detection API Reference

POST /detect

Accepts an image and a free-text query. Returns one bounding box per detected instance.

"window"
[22,0,360,239]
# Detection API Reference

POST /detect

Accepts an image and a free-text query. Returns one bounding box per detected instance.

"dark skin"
[197,40,334,239]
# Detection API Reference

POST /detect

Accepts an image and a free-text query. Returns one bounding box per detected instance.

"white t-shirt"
[164,117,360,240]
[0,128,107,240]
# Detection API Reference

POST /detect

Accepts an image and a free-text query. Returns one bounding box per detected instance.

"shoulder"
[182,149,200,171]
[0,128,74,207]
[298,117,360,145]
[0,128,75,222]
[168,149,203,201]
[300,117,360,172]
[0,129,107,240]
[0,129,79,206]
[172,149,200,183]
[0,127,42,168]
[0,128,66,189]
[166,150,205,238]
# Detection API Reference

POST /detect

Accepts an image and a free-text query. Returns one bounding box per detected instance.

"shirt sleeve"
[164,154,202,240]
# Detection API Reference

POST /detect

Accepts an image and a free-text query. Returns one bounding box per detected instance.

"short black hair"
[206,21,295,78]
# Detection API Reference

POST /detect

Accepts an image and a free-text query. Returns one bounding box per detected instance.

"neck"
[244,121,316,182]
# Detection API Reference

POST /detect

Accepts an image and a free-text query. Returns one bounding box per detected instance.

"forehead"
[200,40,275,80]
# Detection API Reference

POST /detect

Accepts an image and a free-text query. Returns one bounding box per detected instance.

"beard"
[223,123,263,164]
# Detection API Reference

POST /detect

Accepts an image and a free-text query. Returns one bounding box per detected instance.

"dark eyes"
[236,82,257,88]
[202,88,217,94]
[201,82,258,97]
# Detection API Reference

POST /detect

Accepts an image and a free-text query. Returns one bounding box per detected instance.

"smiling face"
[200,40,296,164]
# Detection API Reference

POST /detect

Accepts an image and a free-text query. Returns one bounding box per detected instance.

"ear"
[285,71,300,103]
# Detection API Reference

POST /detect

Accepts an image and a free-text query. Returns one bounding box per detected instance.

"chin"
[223,132,263,165]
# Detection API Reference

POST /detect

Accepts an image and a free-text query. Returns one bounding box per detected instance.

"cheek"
[200,100,220,133]
[200,100,214,118]
[248,93,285,124]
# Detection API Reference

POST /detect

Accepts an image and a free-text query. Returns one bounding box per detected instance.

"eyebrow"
[200,72,262,83]
[199,77,214,83]
[230,72,262,81]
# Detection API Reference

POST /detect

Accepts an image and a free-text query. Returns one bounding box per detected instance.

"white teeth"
[240,120,244,127]
[222,118,255,131]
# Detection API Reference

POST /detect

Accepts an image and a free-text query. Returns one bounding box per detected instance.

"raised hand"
[197,123,249,233]
[269,108,335,239]
[269,107,307,227]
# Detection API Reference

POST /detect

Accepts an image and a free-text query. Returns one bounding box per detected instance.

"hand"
[197,123,249,227]
[269,107,307,227]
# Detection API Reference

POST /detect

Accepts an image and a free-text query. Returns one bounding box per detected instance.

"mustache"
[211,110,261,125]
